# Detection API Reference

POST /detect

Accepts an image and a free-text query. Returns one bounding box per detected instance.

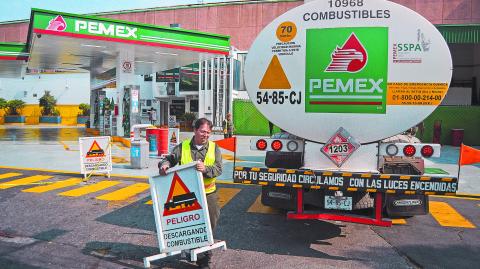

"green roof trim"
[436,24,480,44]
[0,42,28,58]
[30,8,230,40]
[28,9,230,55]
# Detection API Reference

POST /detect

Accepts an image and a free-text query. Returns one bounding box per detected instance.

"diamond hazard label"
[259,55,291,90]
[163,172,202,216]
[86,140,105,158]
[321,128,360,167]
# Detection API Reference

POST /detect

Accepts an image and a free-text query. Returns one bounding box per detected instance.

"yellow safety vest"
[180,140,217,194]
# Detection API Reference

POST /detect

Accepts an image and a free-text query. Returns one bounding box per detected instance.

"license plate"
[324,195,353,210]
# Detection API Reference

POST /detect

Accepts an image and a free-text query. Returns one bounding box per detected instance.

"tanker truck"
[233,0,458,226]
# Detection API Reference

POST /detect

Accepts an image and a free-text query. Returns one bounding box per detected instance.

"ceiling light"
[155,52,178,56]
[81,44,106,48]
[135,60,155,64]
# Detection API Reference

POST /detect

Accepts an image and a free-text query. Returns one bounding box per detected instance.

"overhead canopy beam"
[25,8,230,76]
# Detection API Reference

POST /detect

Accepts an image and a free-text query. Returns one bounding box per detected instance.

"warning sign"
[387,82,448,105]
[168,128,179,152]
[149,163,213,253]
[163,172,202,216]
[259,55,291,89]
[387,82,448,106]
[79,136,112,175]
[276,21,297,42]
[86,140,105,158]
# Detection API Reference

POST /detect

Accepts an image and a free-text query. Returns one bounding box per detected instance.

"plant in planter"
[180,112,197,131]
[39,91,61,123]
[77,103,90,124]
[4,99,26,123]
[0,98,6,114]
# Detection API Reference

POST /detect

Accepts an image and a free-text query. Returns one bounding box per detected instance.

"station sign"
[244,0,452,144]
[79,136,112,175]
[31,9,230,55]
[149,163,213,253]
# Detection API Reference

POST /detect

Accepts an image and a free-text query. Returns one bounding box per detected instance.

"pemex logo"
[325,33,367,73]
[305,27,388,114]
[47,15,67,32]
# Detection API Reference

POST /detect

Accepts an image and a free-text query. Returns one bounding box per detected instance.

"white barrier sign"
[79,136,112,175]
[149,163,213,253]
[168,128,180,152]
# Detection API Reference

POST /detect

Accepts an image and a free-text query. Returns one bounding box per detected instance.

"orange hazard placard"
[163,172,202,216]
[259,55,291,89]
[86,140,105,158]
[387,82,449,105]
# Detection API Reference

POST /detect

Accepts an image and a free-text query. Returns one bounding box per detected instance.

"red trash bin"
[451,129,464,147]
[157,128,169,156]
[146,128,160,152]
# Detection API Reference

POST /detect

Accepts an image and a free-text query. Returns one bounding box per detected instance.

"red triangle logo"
[163,172,202,216]
[86,140,105,158]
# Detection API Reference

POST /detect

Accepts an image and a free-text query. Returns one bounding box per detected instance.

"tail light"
[379,143,440,158]
[421,145,434,157]
[287,140,299,152]
[271,140,283,151]
[403,145,416,157]
[250,138,304,152]
[385,144,399,156]
[256,139,267,150]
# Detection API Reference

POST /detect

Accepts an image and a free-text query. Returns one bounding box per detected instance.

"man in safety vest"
[158,117,222,269]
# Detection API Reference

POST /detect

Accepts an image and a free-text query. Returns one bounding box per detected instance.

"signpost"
[145,162,226,267]
[79,136,112,179]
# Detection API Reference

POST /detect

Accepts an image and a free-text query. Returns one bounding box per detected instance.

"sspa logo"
[46,15,67,32]
[325,33,367,73]
[305,27,388,114]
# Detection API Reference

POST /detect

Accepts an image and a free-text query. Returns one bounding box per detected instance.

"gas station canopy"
[0,8,230,78]
[0,43,28,78]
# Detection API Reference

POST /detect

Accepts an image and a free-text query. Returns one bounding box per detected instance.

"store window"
[190,99,199,112]
[156,68,179,83]
[180,63,199,92]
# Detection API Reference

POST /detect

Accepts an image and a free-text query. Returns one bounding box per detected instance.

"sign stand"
[79,136,112,181]
[143,242,227,268]
[145,162,227,268]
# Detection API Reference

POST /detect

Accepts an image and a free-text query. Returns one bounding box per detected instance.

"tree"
[5,100,26,115]
[0,98,7,113]
[39,91,57,116]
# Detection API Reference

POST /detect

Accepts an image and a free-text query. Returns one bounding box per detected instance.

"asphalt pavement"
[0,125,479,269]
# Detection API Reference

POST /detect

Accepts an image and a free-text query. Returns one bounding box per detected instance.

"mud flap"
[385,193,429,217]
[261,185,297,210]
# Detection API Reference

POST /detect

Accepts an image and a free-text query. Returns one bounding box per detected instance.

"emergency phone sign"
[244,0,453,144]
[149,163,214,253]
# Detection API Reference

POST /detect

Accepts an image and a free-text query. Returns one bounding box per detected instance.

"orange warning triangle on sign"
[163,172,202,216]
[259,55,291,90]
[170,132,177,144]
[86,140,105,158]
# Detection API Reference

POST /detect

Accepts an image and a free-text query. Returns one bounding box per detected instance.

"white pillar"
[115,47,136,136]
